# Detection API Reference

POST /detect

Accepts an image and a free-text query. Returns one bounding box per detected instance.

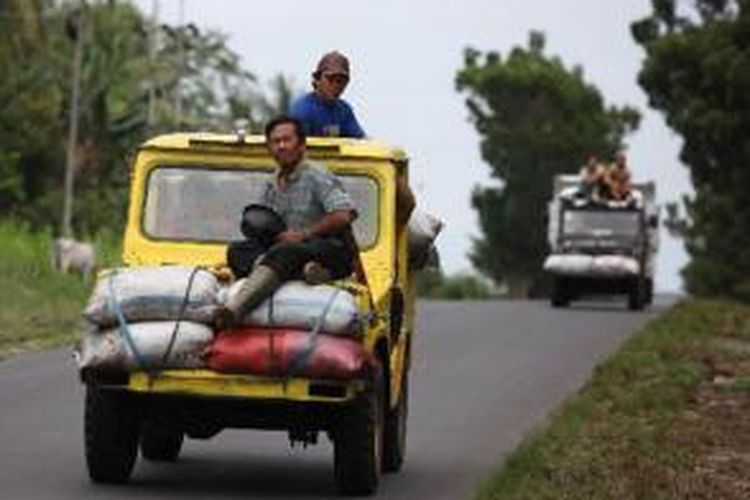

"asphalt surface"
[0,298,665,499]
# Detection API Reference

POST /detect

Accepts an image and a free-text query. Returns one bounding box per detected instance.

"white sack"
[220,280,362,335]
[543,254,594,275]
[76,321,212,371]
[84,266,219,326]
[591,255,639,276]
[408,210,444,270]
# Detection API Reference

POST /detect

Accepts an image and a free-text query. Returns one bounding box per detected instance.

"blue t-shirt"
[290,92,365,138]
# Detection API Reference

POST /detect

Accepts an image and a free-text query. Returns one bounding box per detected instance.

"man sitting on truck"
[578,154,607,201]
[605,151,633,202]
[214,115,358,329]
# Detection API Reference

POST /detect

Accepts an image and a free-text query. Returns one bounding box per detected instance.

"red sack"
[206,328,375,380]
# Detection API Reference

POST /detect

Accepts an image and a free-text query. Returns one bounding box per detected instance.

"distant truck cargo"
[543,175,659,310]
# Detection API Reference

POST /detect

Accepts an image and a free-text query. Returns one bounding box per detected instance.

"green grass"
[476,299,750,500]
[0,220,121,358]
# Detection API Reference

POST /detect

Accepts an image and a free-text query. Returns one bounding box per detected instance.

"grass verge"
[0,220,120,359]
[477,299,750,500]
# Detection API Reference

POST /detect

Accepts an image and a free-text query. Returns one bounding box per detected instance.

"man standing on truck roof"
[214,115,358,329]
[290,51,365,139]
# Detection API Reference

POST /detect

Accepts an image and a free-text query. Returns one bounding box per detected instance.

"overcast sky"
[134,0,692,292]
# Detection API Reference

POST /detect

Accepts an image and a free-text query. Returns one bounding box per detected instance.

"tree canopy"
[456,32,640,296]
[633,0,750,301]
[0,0,295,235]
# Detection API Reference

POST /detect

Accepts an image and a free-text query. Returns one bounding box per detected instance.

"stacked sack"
[591,255,639,276]
[544,254,639,277]
[76,266,220,372]
[217,280,363,335]
[208,280,370,379]
[543,254,594,275]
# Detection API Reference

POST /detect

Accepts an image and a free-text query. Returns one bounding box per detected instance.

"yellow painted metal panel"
[128,370,363,402]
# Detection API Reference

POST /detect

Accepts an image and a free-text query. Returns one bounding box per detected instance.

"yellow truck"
[80,131,414,495]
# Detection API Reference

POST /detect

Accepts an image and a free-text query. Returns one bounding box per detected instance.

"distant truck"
[543,175,659,310]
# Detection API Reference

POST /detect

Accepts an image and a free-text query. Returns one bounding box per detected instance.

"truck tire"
[628,281,644,311]
[140,423,184,462]
[645,277,654,305]
[551,278,570,308]
[382,373,408,473]
[84,385,140,483]
[334,366,384,495]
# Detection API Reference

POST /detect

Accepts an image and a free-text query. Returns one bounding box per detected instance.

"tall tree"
[632,0,750,301]
[456,32,640,297]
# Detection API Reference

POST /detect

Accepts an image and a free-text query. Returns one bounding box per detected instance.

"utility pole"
[147,0,160,128]
[62,3,85,238]
[174,0,184,128]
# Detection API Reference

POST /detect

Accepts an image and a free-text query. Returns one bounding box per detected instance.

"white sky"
[135,0,692,292]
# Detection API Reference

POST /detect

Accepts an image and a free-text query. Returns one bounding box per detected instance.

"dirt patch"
[671,334,750,499]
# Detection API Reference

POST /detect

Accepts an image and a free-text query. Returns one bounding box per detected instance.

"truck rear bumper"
[127,369,363,403]
[84,369,369,435]
[554,274,640,295]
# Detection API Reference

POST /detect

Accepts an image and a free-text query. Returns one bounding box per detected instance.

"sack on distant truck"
[543,254,594,274]
[591,255,639,276]
[76,321,213,371]
[83,266,219,326]
[219,280,362,336]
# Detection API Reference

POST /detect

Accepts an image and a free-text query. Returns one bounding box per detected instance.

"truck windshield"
[562,209,640,240]
[142,166,379,248]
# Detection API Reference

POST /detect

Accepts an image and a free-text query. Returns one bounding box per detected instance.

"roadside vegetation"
[0,220,119,359]
[476,299,750,500]
[416,269,497,300]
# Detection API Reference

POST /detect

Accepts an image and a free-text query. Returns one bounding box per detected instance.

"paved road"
[0,299,664,499]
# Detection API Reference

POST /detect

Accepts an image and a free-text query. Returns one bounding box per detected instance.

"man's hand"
[276,230,307,244]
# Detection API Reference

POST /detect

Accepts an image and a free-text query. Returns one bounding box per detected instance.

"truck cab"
[80,131,414,495]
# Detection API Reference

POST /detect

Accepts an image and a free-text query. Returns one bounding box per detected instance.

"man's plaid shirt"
[262,159,356,231]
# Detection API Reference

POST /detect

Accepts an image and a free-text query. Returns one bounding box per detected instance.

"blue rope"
[284,287,340,382]
[159,266,203,368]
[107,271,149,370]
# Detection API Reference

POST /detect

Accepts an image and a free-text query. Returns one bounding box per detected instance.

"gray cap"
[314,51,350,77]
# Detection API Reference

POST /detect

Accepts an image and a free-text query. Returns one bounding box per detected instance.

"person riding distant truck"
[577,150,634,203]
[605,150,633,202]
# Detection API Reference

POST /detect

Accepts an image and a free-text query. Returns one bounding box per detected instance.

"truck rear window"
[142,166,379,248]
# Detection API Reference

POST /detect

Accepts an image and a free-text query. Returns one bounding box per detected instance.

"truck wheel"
[645,278,654,305]
[551,278,569,308]
[628,281,644,311]
[140,423,184,462]
[382,373,408,473]
[84,385,140,483]
[334,366,384,495]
